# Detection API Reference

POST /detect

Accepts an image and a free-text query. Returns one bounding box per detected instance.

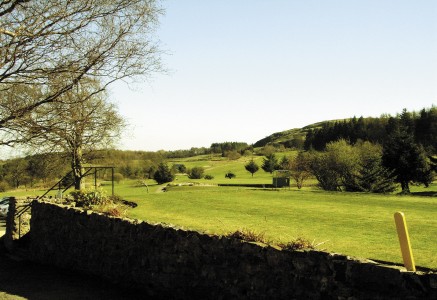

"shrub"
[227,229,267,243]
[225,171,236,179]
[225,150,241,160]
[69,189,108,208]
[279,238,327,251]
[204,174,214,180]
[113,172,124,183]
[0,181,10,192]
[172,164,187,174]
[188,166,205,179]
[95,203,128,218]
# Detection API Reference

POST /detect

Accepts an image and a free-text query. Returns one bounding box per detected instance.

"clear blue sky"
[112,0,437,152]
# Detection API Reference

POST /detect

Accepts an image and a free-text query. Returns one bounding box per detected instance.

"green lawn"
[1,152,436,270]
[123,184,437,270]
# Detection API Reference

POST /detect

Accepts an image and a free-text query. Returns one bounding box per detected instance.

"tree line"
[304,107,437,153]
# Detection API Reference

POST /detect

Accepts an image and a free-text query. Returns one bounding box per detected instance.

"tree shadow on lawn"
[0,246,147,300]
[410,191,437,197]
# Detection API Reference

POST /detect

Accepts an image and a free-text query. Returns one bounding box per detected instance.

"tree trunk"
[400,181,410,194]
[71,146,83,190]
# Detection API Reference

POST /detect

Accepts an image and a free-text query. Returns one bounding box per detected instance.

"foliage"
[0,0,163,146]
[188,167,205,179]
[261,153,279,174]
[0,181,10,192]
[172,164,187,174]
[210,142,250,157]
[24,78,125,190]
[227,229,267,244]
[303,107,437,154]
[94,202,128,218]
[153,163,175,184]
[308,140,397,193]
[288,152,311,189]
[69,189,108,209]
[113,173,124,184]
[225,151,242,160]
[244,160,260,177]
[204,174,214,180]
[225,171,236,179]
[382,127,433,193]
[279,238,319,251]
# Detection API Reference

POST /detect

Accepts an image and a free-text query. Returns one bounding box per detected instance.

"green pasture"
[120,183,436,270]
[1,152,436,270]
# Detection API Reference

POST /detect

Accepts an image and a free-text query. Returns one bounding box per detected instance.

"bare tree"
[0,0,163,146]
[24,78,125,190]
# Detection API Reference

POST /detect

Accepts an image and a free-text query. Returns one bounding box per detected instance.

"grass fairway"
[126,185,437,270]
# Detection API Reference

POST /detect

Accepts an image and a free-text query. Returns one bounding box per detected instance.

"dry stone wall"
[25,201,437,299]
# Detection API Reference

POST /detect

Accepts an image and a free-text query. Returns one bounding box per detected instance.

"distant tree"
[113,173,124,184]
[261,154,279,174]
[279,156,291,170]
[153,163,175,184]
[26,153,67,186]
[313,140,398,193]
[3,158,30,188]
[172,164,187,174]
[226,151,242,160]
[289,152,311,189]
[382,129,432,193]
[245,160,259,177]
[343,142,397,193]
[260,145,276,156]
[188,167,205,179]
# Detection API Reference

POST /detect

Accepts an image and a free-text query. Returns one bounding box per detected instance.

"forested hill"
[254,106,437,153]
[253,120,342,148]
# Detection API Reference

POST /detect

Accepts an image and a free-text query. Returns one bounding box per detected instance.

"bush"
[225,151,241,160]
[204,174,214,180]
[69,189,108,208]
[0,181,10,192]
[225,171,236,179]
[113,172,124,183]
[172,164,187,174]
[188,166,205,179]
[227,229,267,243]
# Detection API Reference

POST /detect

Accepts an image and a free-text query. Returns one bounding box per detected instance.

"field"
[1,153,436,270]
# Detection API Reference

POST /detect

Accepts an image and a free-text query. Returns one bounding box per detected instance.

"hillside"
[253,119,345,148]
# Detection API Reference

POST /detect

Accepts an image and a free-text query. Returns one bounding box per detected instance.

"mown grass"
[1,152,436,270]
[124,184,437,270]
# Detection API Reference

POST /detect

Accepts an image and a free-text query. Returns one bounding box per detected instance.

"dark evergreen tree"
[261,154,279,174]
[382,129,432,193]
[244,160,259,177]
[344,157,397,193]
[153,163,175,184]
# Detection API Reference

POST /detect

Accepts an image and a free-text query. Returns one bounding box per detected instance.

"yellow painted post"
[394,212,416,271]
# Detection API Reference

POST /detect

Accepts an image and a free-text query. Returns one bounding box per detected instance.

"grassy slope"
[1,153,436,269]
[125,185,437,269]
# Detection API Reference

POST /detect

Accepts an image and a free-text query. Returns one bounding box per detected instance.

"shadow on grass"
[410,191,437,197]
[0,242,147,300]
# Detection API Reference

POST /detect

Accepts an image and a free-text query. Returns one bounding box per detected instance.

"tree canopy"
[0,0,163,146]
